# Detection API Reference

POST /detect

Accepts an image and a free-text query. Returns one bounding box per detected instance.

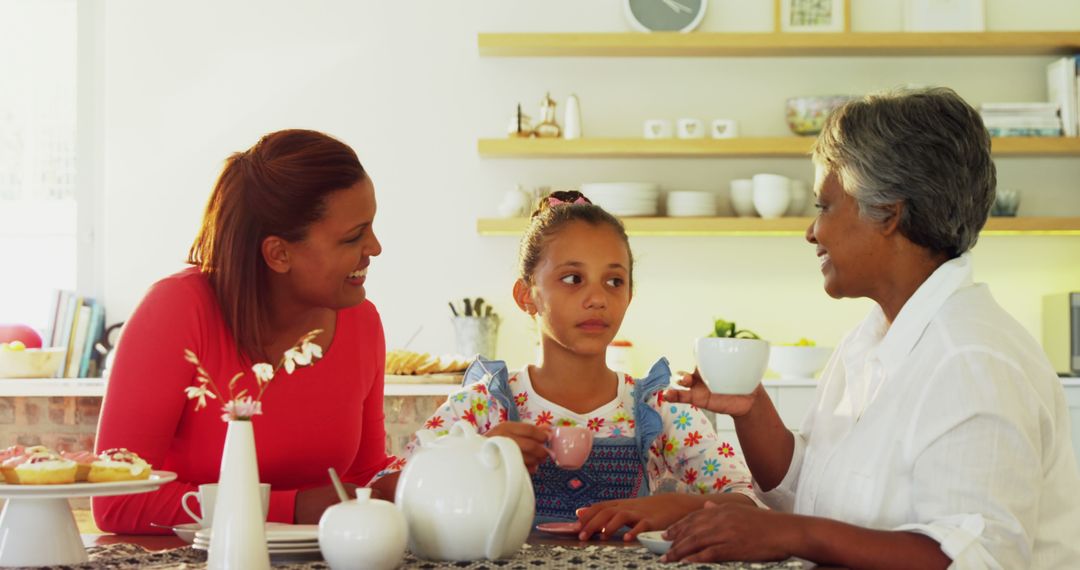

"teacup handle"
[181,491,204,526]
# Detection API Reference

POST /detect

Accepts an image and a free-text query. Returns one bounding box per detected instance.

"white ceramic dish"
[768,345,833,379]
[171,522,200,544]
[194,523,319,545]
[0,346,67,378]
[0,470,177,567]
[637,530,672,555]
[0,470,177,499]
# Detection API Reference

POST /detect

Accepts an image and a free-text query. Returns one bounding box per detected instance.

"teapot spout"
[414,429,437,447]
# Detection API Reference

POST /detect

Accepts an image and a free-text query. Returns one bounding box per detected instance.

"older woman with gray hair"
[663,87,1080,568]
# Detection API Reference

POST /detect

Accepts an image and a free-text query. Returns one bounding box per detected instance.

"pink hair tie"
[547,196,588,207]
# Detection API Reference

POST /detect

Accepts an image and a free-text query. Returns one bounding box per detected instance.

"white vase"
[208,421,270,570]
[564,94,581,139]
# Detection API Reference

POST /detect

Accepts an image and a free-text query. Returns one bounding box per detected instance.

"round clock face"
[625,0,707,33]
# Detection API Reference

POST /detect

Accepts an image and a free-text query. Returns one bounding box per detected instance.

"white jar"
[564,94,582,140]
[606,341,633,374]
[318,488,408,570]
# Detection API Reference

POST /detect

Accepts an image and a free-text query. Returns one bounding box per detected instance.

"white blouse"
[757,254,1080,569]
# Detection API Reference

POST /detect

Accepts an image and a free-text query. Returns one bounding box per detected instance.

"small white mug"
[729,179,756,217]
[182,483,271,528]
[643,119,673,139]
[676,118,704,139]
[711,119,739,139]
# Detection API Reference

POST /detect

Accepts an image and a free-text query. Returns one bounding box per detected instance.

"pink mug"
[546,426,593,469]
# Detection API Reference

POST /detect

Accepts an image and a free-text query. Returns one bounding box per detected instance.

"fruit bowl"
[768,345,833,380]
[785,96,854,136]
[0,347,66,378]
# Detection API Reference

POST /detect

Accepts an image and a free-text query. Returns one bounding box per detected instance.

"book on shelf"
[77,301,105,378]
[980,102,1060,116]
[53,294,80,377]
[987,127,1063,137]
[46,290,107,378]
[1046,56,1078,137]
[64,303,91,378]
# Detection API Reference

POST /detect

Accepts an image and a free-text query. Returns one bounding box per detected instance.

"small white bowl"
[752,174,791,219]
[0,347,66,379]
[768,346,833,379]
[637,530,672,555]
[695,337,770,395]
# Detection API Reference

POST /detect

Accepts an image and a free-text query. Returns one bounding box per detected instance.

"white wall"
[100,0,1080,375]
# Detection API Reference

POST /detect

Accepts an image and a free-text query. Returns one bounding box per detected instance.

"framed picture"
[903,0,985,32]
[775,0,850,33]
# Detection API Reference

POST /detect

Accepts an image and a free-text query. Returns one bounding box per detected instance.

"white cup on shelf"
[710,119,739,139]
[787,179,809,216]
[643,119,673,139]
[676,118,705,139]
[729,179,756,217]
[752,174,791,219]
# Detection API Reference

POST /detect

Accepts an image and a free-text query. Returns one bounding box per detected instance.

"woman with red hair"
[94,129,393,532]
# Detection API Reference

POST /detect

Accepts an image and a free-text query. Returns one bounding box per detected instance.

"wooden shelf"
[478,32,1080,57]
[477,217,1080,236]
[0,378,106,397]
[478,137,1080,158]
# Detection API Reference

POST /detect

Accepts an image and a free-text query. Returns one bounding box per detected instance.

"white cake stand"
[0,470,177,567]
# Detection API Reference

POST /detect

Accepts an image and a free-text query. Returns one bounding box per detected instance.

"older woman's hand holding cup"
[663,337,770,417]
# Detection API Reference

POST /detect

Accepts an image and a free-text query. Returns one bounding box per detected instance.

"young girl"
[370,191,757,541]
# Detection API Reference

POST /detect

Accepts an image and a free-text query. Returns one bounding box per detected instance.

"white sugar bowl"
[318,488,408,570]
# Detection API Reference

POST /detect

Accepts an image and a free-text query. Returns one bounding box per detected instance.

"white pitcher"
[395,421,534,561]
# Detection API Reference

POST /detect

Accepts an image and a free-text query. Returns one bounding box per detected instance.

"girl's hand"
[662,501,795,563]
[663,369,761,417]
[575,494,710,541]
[485,421,550,473]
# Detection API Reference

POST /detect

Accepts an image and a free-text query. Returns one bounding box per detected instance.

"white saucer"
[637,530,672,555]
[193,523,320,552]
[170,522,199,544]
[192,542,320,555]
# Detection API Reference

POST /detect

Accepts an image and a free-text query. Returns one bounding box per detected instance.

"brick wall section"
[0,394,448,460]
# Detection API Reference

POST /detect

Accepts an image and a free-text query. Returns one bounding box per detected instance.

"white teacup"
[752,173,791,219]
[711,119,739,139]
[729,179,756,217]
[787,179,809,216]
[676,118,704,139]
[182,483,271,528]
[643,119,673,139]
[694,337,770,395]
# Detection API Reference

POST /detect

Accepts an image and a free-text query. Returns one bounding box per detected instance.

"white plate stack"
[666,191,717,217]
[580,182,660,217]
[193,523,321,555]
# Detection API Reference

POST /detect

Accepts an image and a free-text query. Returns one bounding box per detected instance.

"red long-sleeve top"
[93,267,393,533]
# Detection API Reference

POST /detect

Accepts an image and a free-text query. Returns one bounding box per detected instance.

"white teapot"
[395,421,534,561]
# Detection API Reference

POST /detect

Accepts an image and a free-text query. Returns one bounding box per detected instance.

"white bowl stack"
[666,191,717,217]
[580,182,660,217]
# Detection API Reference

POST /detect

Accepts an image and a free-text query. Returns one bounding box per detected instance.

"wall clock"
[624,0,707,33]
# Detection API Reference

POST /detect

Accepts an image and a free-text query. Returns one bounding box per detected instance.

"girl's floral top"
[373,366,755,500]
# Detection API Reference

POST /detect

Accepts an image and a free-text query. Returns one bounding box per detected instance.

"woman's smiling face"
[806,165,889,300]
[282,177,382,309]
